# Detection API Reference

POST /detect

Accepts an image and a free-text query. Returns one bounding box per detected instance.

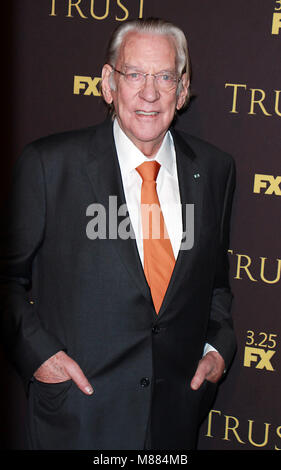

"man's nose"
[138,75,160,102]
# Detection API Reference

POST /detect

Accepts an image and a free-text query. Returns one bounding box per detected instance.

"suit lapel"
[86,120,204,318]
[86,119,153,305]
[157,128,204,318]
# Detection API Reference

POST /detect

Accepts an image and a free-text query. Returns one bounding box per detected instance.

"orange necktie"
[136,161,175,313]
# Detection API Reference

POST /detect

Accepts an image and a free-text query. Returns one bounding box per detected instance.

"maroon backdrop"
[1,0,280,451]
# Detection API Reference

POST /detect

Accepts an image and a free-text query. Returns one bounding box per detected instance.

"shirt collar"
[113,118,176,178]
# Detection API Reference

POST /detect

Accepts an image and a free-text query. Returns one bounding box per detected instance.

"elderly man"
[0,18,236,450]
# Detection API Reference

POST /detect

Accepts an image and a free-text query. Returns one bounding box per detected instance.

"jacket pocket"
[32,377,73,412]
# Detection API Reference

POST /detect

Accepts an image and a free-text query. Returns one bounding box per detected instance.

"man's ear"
[176,73,189,110]
[101,64,114,104]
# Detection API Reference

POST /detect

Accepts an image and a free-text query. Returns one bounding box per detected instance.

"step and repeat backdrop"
[1,0,280,450]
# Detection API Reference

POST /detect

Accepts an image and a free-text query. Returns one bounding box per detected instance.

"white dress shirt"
[113,119,215,356]
[113,118,182,264]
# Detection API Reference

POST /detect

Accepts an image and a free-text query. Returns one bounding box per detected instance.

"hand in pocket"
[34,350,94,395]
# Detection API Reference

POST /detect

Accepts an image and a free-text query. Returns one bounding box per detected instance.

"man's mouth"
[135,111,159,116]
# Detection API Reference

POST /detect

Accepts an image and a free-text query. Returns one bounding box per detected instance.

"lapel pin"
[193,173,200,179]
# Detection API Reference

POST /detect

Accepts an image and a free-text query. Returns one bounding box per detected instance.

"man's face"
[102,32,189,157]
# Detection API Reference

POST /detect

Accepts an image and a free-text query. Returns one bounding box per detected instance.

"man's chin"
[130,125,166,144]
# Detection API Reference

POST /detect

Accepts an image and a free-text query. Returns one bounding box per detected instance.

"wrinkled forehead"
[116,32,178,71]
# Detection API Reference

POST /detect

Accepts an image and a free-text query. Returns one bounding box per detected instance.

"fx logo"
[253,174,281,196]
[73,76,101,96]
[244,347,275,371]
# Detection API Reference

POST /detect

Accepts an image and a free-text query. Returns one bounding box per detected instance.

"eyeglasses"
[111,66,180,91]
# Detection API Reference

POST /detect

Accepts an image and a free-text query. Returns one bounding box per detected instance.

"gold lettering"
[49,0,57,16]
[255,349,275,370]
[205,409,221,438]
[139,0,144,18]
[67,0,88,18]
[223,415,245,444]
[85,77,101,95]
[275,90,281,116]
[275,426,281,450]
[248,421,270,447]
[244,346,275,370]
[244,346,262,367]
[225,83,247,113]
[248,88,272,116]
[253,174,271,193]
[74,76,88,94]
[254,174,281,195]
[260,257,281,284]
[73,76,101,96]
[235,254,257,282]
[115,0,129,21]
[116,0,129,21]
[265,176,281,195]
[90,0,110,20]
[272,12,281,34]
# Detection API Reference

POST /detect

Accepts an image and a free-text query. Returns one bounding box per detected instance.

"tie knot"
[136,161,160,182]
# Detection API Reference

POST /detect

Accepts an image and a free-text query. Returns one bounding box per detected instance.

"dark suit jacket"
[0,118,236,450]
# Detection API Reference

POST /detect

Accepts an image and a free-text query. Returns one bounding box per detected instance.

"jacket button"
[152,325,160,334]
[140,377,150,388]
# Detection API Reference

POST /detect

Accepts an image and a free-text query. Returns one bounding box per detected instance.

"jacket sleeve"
[0,144,65,390]
[206,157,237,369]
